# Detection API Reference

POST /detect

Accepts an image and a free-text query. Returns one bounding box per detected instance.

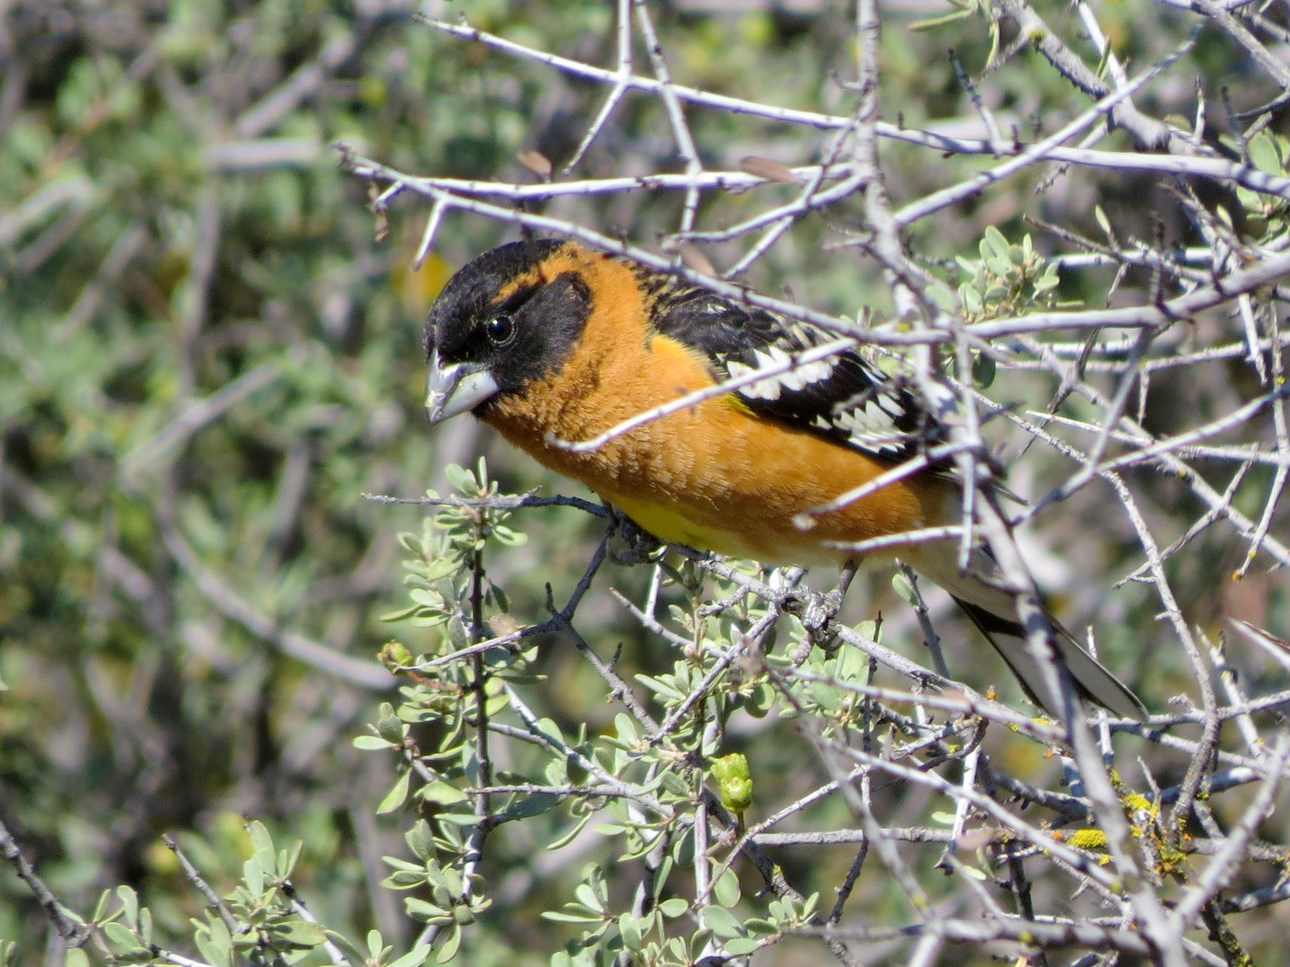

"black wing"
[647,281,944,464]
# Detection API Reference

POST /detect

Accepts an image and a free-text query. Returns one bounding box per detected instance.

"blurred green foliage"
[2,0,1288,965]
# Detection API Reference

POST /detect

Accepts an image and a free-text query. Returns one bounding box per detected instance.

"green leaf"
[418,779,469,806]
[247,820,274,856]
[387,945,435,967]
[724,937,761,956]
[700,904,744,939]
[102,922,140,955]
[496,792,559,822]
[281,838,303,879]
[744,681,775,717]
[195,917,234,967]
[323,929,370,964]
[542,908,606,924]
[492,524,528,546]
[274,919,327,949]
[243,855,265,897]
[618,912,643,951]
[972,351,996,388]
[444,464,476,493]
[115,886,139,926]
[890,570,918,606]
[909,6,973,30]
[377,770,412,814]
[574,882,606,914]
[406,897,450,922]
[982,225,1010,261]
[1249,132,1283,174]
[658,897,689,918]
[435,924,463,963]
[547,812,593,851]
[1093,205,1113,237]
[660,770,692,798]
[713,866,742,908]
[90,889,113,924]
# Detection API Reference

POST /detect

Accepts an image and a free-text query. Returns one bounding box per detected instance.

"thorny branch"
[9,0,1287,964]
[340,1,1290,963]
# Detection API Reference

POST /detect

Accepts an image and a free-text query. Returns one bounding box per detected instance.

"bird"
[421,238,1146,720]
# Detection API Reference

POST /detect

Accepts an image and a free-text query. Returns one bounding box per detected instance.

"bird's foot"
[781,562,858,659]
[605,507,663,566]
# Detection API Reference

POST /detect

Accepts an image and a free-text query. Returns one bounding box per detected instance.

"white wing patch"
[726,346,840,401]
[645,277,942,465]
[825,400,909,455]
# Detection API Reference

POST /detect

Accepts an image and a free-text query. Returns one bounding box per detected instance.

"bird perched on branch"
[422,238,1145,720]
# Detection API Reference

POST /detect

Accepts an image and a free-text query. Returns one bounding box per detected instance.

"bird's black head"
[423,239,593,423]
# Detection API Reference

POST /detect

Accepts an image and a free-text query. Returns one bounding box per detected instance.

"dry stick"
[0,813,90,946]
[655,609,778,738]
[1049,329,1160,506]
[720,111,868,276]
[795,915,1153,957]
[693,551,1066,737]
[976,495,1182,967]
[1099,474,1223,853]
[350,149,1290,206]
[994,403,1271,815]
[631,0,702,235]
[784,687,936,954]
[1037,386,1288,479]
[349,146,1290,345]
[564,0,633,172]
[1010,365,1290,573]
[1235,302,1289,577]
[121,351,293,477]
[389,9,1290,964]
[369,165,834,201]
[969,248,1290,338]
[164,833,238,934]
[996,0,1193,155]
[1237,291,1270,383]
[234,27,368,138]
[553,528,665,737]
[1188,0,1290,90]
[895,38,1190,228]
[1172,737,1290,929]
[544,334,858,453]
[416,512,500,950]
[853,0,989,578]
[490,694,673,816]
[1203,629,1263,759]
[1222,881,1290,915]
[414,17,1290,201]
[809,726,1133,899]
[865,38,1155,957]
[688,167,869,259]
[350,160,927,344]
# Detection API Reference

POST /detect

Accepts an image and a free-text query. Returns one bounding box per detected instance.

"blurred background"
[2,0,1287,963]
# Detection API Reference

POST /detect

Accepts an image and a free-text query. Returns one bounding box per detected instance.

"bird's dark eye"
[485,315,516,347]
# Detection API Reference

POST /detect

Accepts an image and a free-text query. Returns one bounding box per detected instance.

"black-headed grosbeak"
[422,239,1146,720]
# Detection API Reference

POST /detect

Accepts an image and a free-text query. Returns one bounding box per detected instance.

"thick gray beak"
[425,349,501,424]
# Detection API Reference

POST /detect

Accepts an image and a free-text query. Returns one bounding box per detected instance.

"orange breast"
[480,257,955,566]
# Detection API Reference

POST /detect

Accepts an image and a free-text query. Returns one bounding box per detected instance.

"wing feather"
[646,281,941,464]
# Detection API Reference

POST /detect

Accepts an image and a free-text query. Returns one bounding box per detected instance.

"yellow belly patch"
[609,493,759,559]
